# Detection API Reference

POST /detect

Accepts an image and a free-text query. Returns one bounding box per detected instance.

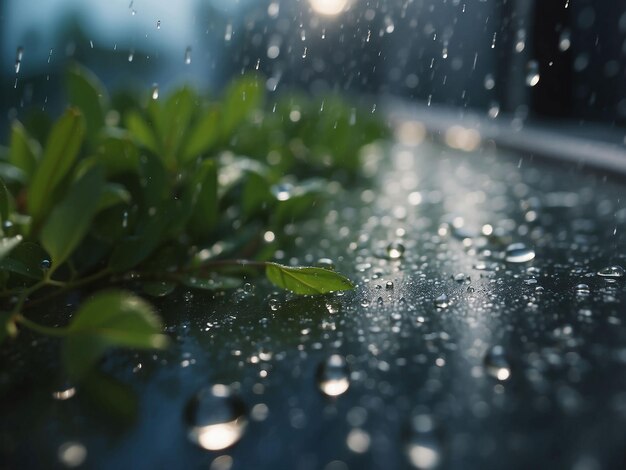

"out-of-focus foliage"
[0,64,387,386]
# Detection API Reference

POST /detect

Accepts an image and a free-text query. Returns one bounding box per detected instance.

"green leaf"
[9,121,40,180]
[0,236,23,262]
[0,177,10,223]
[66,64,108,143]
[142,281,177,297]
[63,290,168,379]
[81,371,138,421]
[0,242,47,280]
[162,87,195,165]
[40,164,104,266]
[138,153,167,208]
[221,75,264,139]
[97,129,140,176]
[28,108,85,223]
[181,106,219,162]
[0,312,18,345]
[265,262,355,295]
[188,159,218,238]
[97,183,131,212]
[126,110,159,154]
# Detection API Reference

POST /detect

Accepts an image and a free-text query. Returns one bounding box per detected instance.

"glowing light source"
[309,0,350,16]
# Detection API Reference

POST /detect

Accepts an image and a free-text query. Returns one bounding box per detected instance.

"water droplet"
[271,183,293,201]
[156,20,161,29]
[505,243,535,263]
[269,298,280,311]
[559,30,571,51]
[15,46,23,74]
[453,273,466,282]
[597,265,625,279]
[128,49,135,62]
[58,441,87,468]
[151,83,159,100]
[317,354,350,397]
[405,415,441,469]
[386,281,394,289]
[40,259,51,270]
[573,283,591,296]
[315,258,335,270]
[184,385,247,451]
[52,379,76,401]
[184,46,192,64]
[386,241,405,260]
[525,60,540,87]
[434,294,449,309]
[326,300,341,314]
[484,346,511,381]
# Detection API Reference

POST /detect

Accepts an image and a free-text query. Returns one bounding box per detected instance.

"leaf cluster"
[0,64,386,385]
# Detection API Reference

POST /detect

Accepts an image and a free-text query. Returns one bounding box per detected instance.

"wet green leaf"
[0,177,10,223]
[40,164,104,266]
[142,281,177,297]
[81,370,138,422]
[162,87,195,165]
[64,290,168,379]
[188,159,218,238]
[0,242,47,280]
[28,108,85,223]
[181,106,219,162]
[66,64,108,143]
[9,121,40,180]
[265,262,355,295]
[97,183,131,212]
[221,75,264,139]
[0,236,23,261]
[126,111,159,154]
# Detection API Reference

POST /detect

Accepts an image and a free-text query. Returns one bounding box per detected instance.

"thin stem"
[14,314,69,337]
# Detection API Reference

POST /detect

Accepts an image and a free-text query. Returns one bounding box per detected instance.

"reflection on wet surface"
[2,129,626,469]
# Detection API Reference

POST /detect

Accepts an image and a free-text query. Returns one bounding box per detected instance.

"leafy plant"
[0,64,387,387]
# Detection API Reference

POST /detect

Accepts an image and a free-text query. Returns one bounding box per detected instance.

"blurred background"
[2,0,626,137]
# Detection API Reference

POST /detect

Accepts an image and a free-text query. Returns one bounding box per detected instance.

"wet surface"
[2,127,626,469]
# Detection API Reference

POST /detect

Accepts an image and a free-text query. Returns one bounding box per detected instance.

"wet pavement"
[2,123,626,470]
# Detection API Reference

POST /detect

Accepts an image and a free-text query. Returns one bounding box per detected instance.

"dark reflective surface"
[2,128,626,469]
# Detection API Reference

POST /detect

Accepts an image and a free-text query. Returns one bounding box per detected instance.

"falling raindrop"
[597,265,625,279]
[184,46,192,64]
[15,46,23,74]
[484,345,511,381]
[156,20,161,29]
[505,243,535,263]
[128,49,135,62]
[184,384,248,451]
[151,83,159,100]
[317,354,350,397]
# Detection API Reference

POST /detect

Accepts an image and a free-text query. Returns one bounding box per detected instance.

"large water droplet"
[484,345,511,381]
[386,241,405,260]
[151,83,159,100]
[405,414,441,469]
[434,294,449,309]
[597,265,625,279]
[184,384,247,451]
[184,46,192,65]
[573,283,591,296]
[505,243,535,263]
[317,354,350,397]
